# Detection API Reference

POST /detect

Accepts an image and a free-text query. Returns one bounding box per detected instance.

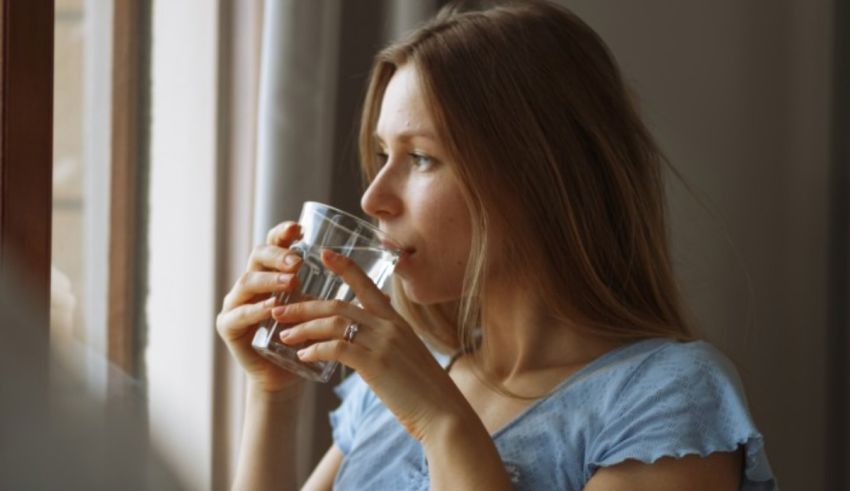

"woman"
[216,1,776,489]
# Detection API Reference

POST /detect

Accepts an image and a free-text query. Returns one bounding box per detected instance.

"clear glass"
[252,201,399,382]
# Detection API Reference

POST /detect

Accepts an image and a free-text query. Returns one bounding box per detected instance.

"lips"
[380,238,415,255]
[379,239,415,272]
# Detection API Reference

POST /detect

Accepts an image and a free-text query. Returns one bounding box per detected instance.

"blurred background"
[0,0,846,489]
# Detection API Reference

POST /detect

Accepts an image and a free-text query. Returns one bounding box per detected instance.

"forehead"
[375,64,437,141]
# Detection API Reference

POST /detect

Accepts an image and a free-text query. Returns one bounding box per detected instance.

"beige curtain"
[213,1,445,488]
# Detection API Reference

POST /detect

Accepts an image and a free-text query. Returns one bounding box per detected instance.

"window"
[52,0,144,393]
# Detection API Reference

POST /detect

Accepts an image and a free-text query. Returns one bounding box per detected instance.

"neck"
[474,281,620,383]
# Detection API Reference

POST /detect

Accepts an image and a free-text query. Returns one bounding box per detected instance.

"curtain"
[248,0,445,485]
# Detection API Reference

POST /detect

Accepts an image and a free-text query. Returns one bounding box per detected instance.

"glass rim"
[302,201,400,253]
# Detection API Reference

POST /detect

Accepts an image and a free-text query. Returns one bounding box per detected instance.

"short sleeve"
[586,342,777,490]
[328,371,377,455]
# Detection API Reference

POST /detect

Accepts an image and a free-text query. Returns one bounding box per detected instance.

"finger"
[247,244,303,273]
[272,298,368,326]
[279,314,373,347]
[222,271,299,311]
[266,221,302,247]
[320,249,394,317]
[216,296,277,341]
[296,338,369,368]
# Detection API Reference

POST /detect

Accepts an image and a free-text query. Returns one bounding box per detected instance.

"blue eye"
[375,151,434,170]
[411,152,433,168]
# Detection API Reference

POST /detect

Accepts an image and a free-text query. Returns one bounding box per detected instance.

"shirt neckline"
[485,337,672,439]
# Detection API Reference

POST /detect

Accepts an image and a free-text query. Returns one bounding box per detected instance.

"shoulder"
[539,338,747,427]
[557,338,744,406]
[583,338,776,489]
[619,339,745,398]
[598,339,755,444]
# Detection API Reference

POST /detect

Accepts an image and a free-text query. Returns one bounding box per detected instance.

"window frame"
[106,0,149,377]
[0,0,54,370]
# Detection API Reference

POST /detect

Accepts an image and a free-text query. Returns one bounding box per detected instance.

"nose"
[361,166,402,221]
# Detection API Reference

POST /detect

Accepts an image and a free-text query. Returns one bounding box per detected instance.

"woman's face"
[361,64,472,305]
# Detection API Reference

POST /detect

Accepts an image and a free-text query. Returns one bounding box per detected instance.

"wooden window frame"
[0,0,54,367]
[0,0,149,379]
[107,0,149,377]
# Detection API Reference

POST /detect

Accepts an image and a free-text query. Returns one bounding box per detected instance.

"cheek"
[423,195,471,260]
[428,212,472,283]
[445,220,471,268]
[402,199,472,304]
[445,202,473,266]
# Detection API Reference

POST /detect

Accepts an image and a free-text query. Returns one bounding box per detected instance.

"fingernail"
[279,329,291,341]
[284,253,301,266]
[322,249,338,263]
[277,274,290,285]
[272,306,286,317]
[264,297,277,307]
[297,348,308,358]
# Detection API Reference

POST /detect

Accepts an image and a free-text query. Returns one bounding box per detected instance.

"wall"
[560,1,833,489]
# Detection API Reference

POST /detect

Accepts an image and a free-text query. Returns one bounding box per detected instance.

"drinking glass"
[251,201,400,382]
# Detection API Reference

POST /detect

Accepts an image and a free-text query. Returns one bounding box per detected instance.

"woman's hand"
[273,249,472,441]
[216,221,306,394]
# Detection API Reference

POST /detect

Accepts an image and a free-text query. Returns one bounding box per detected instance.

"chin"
[398,278,460,306]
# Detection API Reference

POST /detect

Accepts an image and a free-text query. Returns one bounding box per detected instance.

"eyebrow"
[373,130,438,143]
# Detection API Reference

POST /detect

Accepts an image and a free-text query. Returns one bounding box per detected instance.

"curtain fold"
[253,0,340,242]
[251,0,443,484]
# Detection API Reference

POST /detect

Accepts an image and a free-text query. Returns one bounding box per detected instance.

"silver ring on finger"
[343,322,359,343]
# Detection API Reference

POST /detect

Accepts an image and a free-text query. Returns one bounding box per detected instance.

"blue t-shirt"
[328,337,777,490]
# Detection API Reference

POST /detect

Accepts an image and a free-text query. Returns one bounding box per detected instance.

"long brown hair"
[359,0,698,366]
